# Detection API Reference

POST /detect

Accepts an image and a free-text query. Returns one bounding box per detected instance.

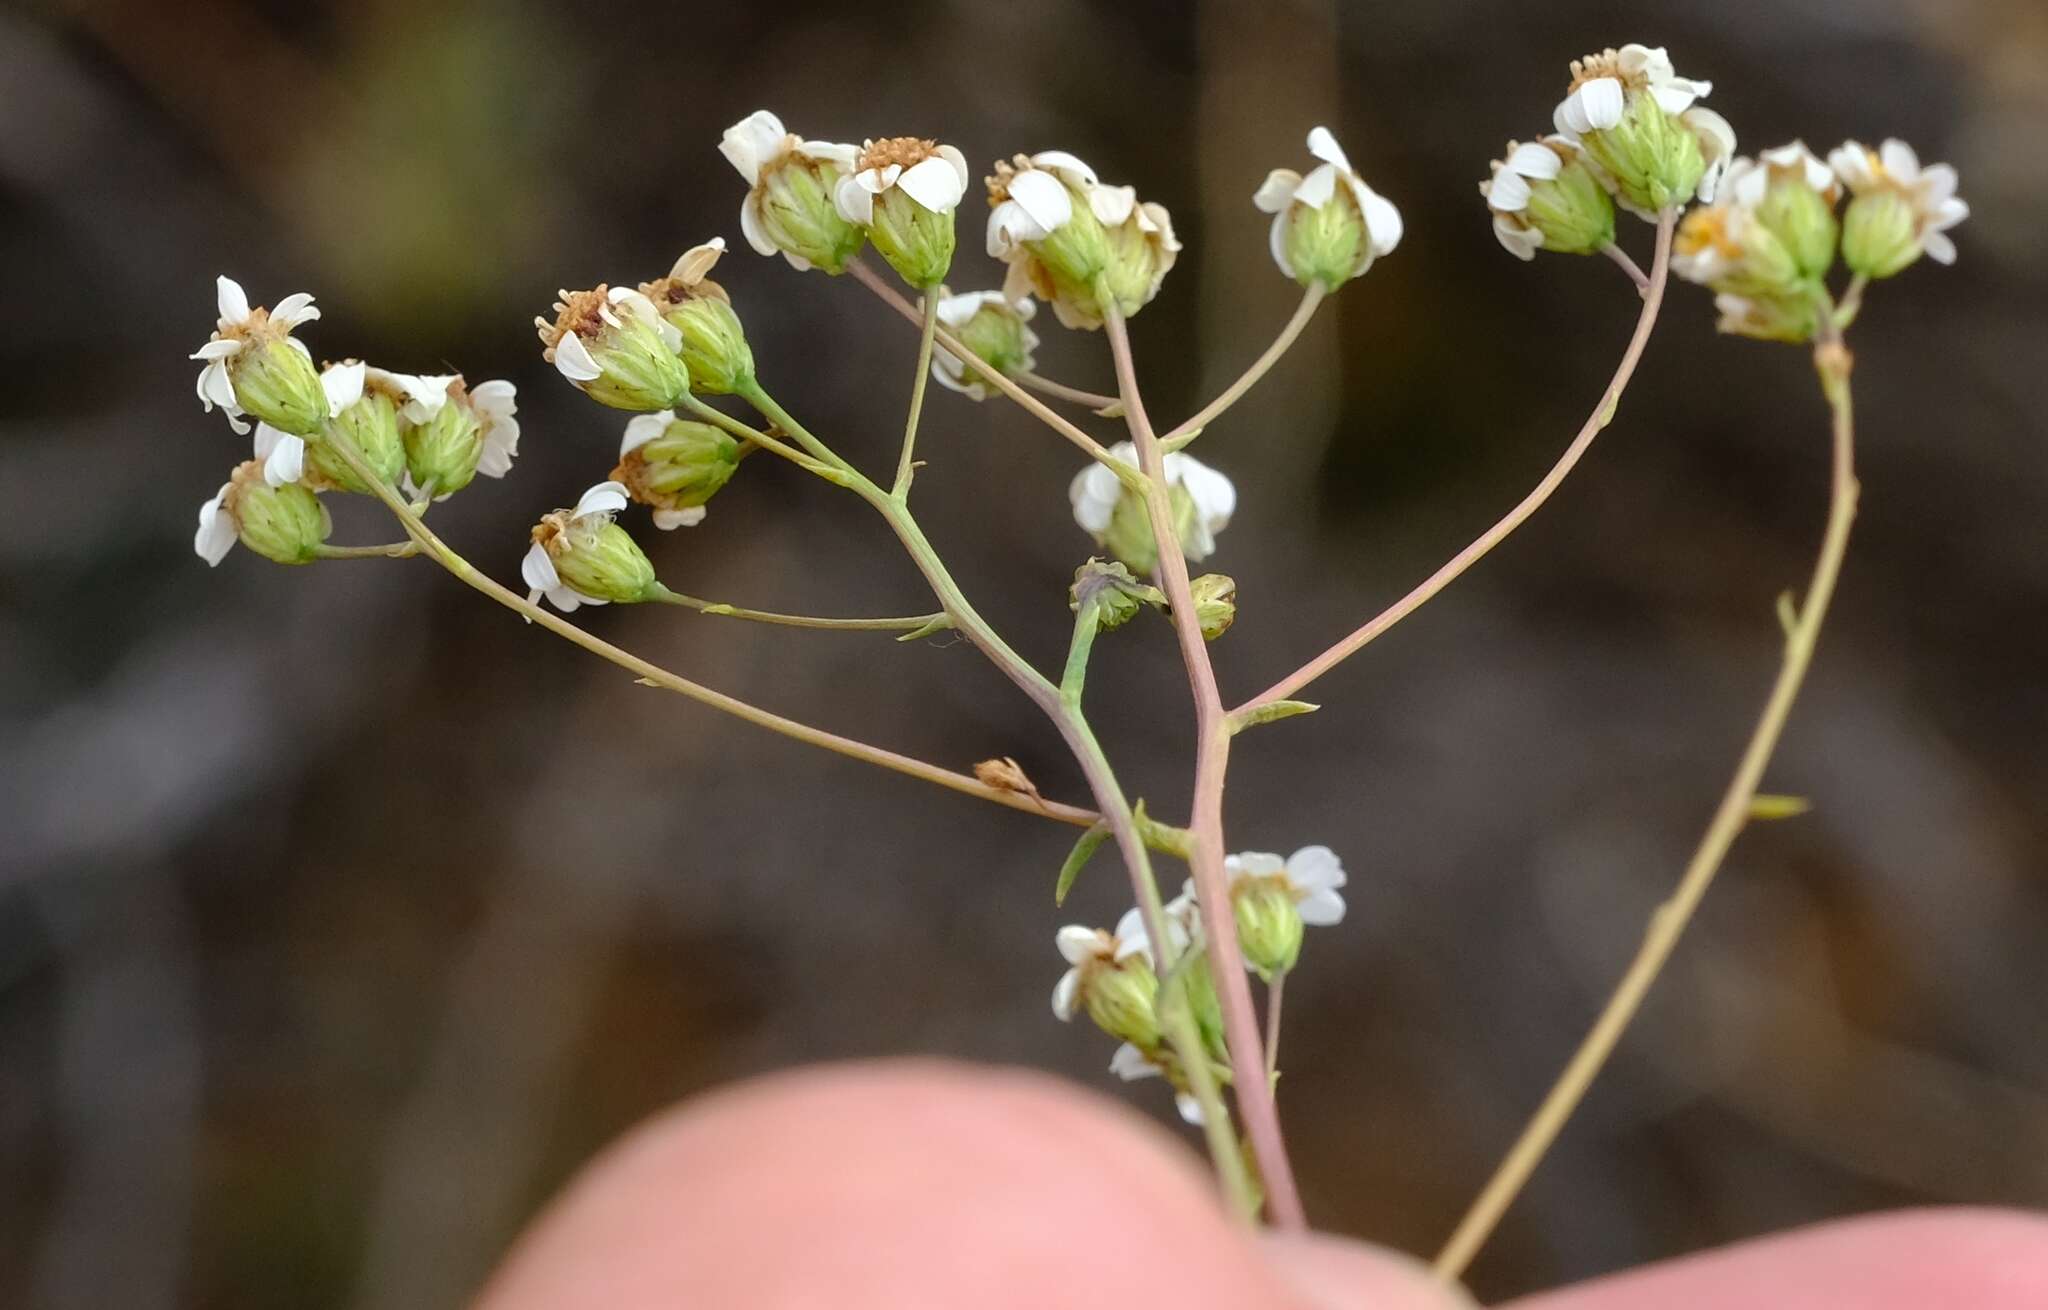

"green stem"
[1264,969,1287,1084]
[314,541,418,560]
[894,289,941,497]
[675,392,842,482]
[313,432,1099,829]
[1157,284,1324,449]
[1236,210,1677,716]
[1162,973,1258,1219]
[1431,317,1862,1285]
[1061,602,1102,703]
[1017,371,1122,415]
[649,585,948,634]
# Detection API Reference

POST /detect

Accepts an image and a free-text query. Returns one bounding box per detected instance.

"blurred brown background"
[3,0,2045,1304]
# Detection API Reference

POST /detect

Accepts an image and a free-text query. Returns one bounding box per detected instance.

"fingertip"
[1262,1232,1478,1310]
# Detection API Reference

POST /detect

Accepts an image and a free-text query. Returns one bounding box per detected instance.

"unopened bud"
[1839,190,1920,280]
[1187,573,1237,641]
[930,290,1039,400]
[1070,558,1166,631]
[1233,879,1305,978]
[612,413,743,529]
[640,240,755,395]
[303,362,405,494]
[397,377,520,499]
[1085,957,1164,1050]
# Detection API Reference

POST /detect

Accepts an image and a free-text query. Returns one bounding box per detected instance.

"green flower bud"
[403,383,482,495]
[1827,138,1969,279]
[1483,138,1616,260]
[523,482,659,610]
[1187,573,1237,641]
[1712,290,1821,343]
[640,241,755,395]
[1840,190,1921,280]
[613,413,743,529]
[1233,880,1305,978]
[834,138,968,288]
[391,376,520,500]
[1554,46,1733,217]
[1070,558,1167,630]
[537,286,690,412]
[1256,127,1403,287]
[304,364,405,494]
[1714,144,1841,282]
[191,277,330,436]
[194,460,331,566]
[1085,957,1163,1050]
[722,111,866,274]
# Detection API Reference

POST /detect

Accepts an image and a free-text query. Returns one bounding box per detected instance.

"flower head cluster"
[985,151,1181,330]
[1069,443,1235,575]
[521,481,661,611]
[1253,127,1403,288]
[721,111,866,274]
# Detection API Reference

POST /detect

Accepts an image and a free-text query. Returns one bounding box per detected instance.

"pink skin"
[477,1061,2048,1309]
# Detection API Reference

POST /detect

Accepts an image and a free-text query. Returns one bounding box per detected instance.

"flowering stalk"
[1237,210,1675,717]
[1431,314,1862,1283]
[1102,301,1308,1230]
[649,587,949,635]
[313,428,1103,828]
[894,291,941,496]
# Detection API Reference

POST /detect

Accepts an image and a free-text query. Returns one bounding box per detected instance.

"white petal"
[620,411,673,456]
[1297,888,1347,927]
[1253,168,1302,214]
[1088,183,1137,226]
[321,360,365,416]
[898,154,967,214]
[521,543,561,593]
[1227,851,1285,882]
[719,110,786,185]
[1029,150,1099,187]
[834,174,875,225]
[652,506,707,529]
[190,339,242,361]
[573,480,630,519]
[215,276,250,326]
[795,139,859,167]
[668,238,726,283]
[262,432,305,486]
[1305,124,1351,171]
[194,484,237,565]
[1006,168,1075,236]
[1173,454,1235,531]
[271,292,319,329]
[1109,1043,1159,1082]
[1494,213,1541,260]
[1922,229,1957,264]
[552,331,603,383]
[1292,161,1340,211]
[1361,186,1404,255]
[740,196,778,257]
[1487,168,1532,213]
[546,585,589,613]
[934,289,1004,327]
[1266,211,1292,276]
[1506,141,1562,180]
[200,360,240,411]
[858,164,901,195]
[1649,84,1699,115]
[1175,1094,1205,1125]
[1880,138,1921,181]
[1051,969,1081,1020]
[1068,462,1122,534]
[1112,906,1149,954]
[1056,925,1104,965]
[1285,845,1346,893]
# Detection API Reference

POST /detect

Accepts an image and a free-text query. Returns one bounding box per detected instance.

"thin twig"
[1431,318,1862,1284]
[1104,303,1308,1230]
[1238,210,1678,716]
[1017,371,1121,413]
[1158,284,1325,448]
[893,289,941,496]
[1601,241,1651,293]
[650,587,947,634]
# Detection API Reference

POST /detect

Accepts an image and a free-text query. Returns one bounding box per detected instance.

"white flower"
[720,110,862,271]
[471,380,521,479]
[364,367,457,424]
[1068,442,1237,563]
[193,479,239,566]
[190,275,320,434]
[1051,906,1174,1021]
[1108,1043,1203,1124]
[1719,141,1836,210]
[520,481,630,612]
[1482,139,1573,260]
[834,139,971,224]
[1224,845,1347,927]
[929,290,1039,400]
[618,411,710,530]
[985,151,1105,257]
[1555,44,1711,137]
[1252,126,1403,281]
[1826,138,1969,265]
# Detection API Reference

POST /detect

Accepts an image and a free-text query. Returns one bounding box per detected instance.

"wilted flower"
[638,239,755,395]
[1186,573,1237,641]
[1553,44,1734,216]
[612,411,743,529]
[191,276,328,435]
[536,286,689,412]
[987,152,1180,328]
[1253,126,1403,286]
[193,460,332,567]
[1069,442,1236,574]
[835,136,970,287]
[1481,137,1616,260]
[1070,558,1166,631]
[929,289,1040,400]
[720,110,866,274]
[1827,138,1968,277]
[521,481,659,611]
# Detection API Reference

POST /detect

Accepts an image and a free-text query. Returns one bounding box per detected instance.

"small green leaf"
[1055,822,1112,905]
[1227,700,1320,735]
[1749,794,1812,820]
[895,613,954,642]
